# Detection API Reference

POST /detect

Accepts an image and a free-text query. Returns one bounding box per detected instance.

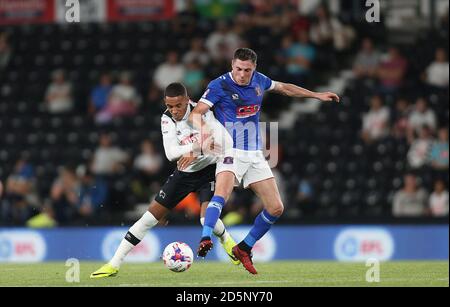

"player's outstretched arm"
[270,81,340,102]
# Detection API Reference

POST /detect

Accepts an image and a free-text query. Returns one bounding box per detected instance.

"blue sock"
[201,196,225,239]
[243,210,279,248]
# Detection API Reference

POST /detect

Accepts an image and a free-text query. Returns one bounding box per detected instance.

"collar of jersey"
[228,72,254,87]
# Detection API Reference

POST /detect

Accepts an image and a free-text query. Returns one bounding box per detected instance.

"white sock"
[109,211,158,269]
[200,217,229,243]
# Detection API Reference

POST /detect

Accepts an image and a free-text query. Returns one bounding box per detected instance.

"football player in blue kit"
[190,48,339,274]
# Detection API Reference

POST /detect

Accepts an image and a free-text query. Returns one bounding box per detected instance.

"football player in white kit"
[91,83,239,278]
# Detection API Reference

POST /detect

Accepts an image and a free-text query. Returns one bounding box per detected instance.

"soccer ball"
[162,242,194,272]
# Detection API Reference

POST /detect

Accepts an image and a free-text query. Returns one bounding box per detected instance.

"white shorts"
[216,149,274,189]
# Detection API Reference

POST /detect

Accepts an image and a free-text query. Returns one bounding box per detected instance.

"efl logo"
[102,230,160,262]
[0,231,46,262]
[334,228,394,262]
[215,228,276,262]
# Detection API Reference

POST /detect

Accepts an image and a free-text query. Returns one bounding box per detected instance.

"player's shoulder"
[254,71,271,81]
[207,73,228,88]
[161,111,175,124]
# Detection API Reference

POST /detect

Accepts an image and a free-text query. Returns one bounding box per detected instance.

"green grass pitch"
[0,261,448,287]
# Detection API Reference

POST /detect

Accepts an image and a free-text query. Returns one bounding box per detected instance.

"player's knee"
[214,172,235,200]
[268,201,284,217]
[148,200,168,221]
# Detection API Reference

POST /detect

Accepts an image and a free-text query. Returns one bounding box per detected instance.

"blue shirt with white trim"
[199,71,274,151]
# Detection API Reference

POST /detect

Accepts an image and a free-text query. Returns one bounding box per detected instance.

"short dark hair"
[164,82,187,98]
[233,48,257,64]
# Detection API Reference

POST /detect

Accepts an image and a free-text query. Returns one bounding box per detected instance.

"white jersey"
[161,101,231,173]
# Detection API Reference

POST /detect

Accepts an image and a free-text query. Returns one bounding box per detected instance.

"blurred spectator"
[44,69,73,114]
[205,20,242,62]
[289,11,311,38]
[0,180,3,198]
[183,60,206,98]
[88,72,113,116]
[49,166,80,224]
[96,72,140,123]
[153,51,185,90]
[407,126,433,169]
[91,133,129,176]
[424,48,449,89]
[353,38,381,79]
[275,34,293,73]
[172,193,201,220]
[235,0,256,27]
[429,179,449,217]
[309,4,355,51]
[296,178,315,216]
[182,37,210,67]
[0,32,12,70]
[283,31,316,85]
[222,188,254,226]
[146,82,165,113]
[392,173,428,217]
[429,127,449,171]
[131,139,163,202]
[377,47,408,94]
[361,95,390,144]
[407,98,437,138]
[392,98,412,140]
[173,0,200,35]
[76,165,108,219]
[0,157,38,225]
[245,0,286,32]
[440,8,449,37]
[133,140,163,176]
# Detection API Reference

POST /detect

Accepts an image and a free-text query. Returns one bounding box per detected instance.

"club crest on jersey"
[232,94,239,100]
[223,157,234,164]
[159,190,166,199]
[255,86,262,96]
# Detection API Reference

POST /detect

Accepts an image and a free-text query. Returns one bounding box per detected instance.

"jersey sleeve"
[161,115,194,162]
[199,81,222,108]
[258,72,275,91]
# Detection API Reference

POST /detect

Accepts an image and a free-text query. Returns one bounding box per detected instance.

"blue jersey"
[199,71,274,151]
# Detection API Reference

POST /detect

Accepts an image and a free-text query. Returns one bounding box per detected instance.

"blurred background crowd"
[0,0,448,227]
